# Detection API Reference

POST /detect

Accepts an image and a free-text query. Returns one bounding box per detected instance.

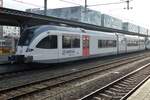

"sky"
[2,0,150,29]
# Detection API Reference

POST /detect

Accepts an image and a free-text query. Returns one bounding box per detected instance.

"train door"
[124,38,127,53]
[117,34,127,54]
[82,35,89,56]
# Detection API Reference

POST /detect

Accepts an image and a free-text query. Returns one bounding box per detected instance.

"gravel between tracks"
[13,56,150,100]
[0,51,150,100]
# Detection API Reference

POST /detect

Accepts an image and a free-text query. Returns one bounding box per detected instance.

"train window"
[72,36,80,48]
[98,40,116,48]
[139,40,145,45]
[98,40,102,48]
[36,35,57,49]
[111,40,117,47]
[63,36,71,48]
[18,27,37,46]
[63,35,80,48]
[50,35,57,48]
[127,40,139,46]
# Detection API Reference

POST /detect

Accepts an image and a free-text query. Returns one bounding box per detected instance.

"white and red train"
[9,25,150,63]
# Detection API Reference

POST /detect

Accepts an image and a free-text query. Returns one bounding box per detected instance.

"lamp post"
[44,0,47,15]
[85,0,87,13]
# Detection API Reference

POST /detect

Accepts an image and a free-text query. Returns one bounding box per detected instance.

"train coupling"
[8,55,33,63]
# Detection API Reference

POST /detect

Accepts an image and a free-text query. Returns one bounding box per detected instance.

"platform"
[127,78,150,100]
[0,55,9,64]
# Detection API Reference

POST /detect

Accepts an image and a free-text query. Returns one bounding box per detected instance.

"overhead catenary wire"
[124,0,133,10]
[59,0,133,12]
[12,0,133,9]
[12,0,43,8]
[59,0,131,7]
[59,0,81,6]
[12,0,133,15]
[88,1,126,7]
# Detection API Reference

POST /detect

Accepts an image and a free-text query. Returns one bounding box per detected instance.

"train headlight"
[26,48,33,52]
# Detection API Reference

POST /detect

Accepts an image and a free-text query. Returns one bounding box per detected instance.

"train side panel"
[30,31,59,63]
[117,33,127,54]
[139,36,146,50]
[89,31,118,57]
[58,32,83,62]
[126,35,140,53]
[10,25,148,64]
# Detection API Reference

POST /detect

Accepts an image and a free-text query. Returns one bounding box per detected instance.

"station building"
[0,0,20,38]
[0,0,20,54]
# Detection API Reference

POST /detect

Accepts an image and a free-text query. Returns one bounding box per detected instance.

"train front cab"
[29,30,83,63]
[8,26,39,63]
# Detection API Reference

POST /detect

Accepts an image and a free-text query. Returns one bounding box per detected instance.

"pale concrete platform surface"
[127,79,150,100]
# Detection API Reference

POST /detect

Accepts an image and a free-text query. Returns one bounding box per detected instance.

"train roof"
[85,29,116,36]
[27,25,83,33]
[26,25,118,36]
[29,25,140,38]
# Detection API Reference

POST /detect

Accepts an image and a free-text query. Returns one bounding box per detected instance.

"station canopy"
[0,7,147,37]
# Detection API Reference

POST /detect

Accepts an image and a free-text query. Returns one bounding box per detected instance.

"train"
[8,25,150,63]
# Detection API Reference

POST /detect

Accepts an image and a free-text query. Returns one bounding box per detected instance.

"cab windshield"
[18,27,38,46]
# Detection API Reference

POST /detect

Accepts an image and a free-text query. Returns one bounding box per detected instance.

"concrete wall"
[123,22,139,33]
[26,6,102,26]
[101,14,122,30]
[138,26,147,35]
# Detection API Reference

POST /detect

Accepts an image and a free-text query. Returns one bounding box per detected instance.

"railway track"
[0,51,149,80]
[0,51,150,99]
[79,63,150,100]
[0,63,49,80]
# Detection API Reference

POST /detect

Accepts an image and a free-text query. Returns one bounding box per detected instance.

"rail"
[0,51,150,99]
[79,63,150,100]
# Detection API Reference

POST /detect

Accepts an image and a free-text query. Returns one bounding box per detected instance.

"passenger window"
[36,35,57,49]
[62,36,71,48]
[72,36,80,48]
[63,35,80,48]
[127,40,138,46]
[49,35,57,48]
[98,40,116,48]
[98,40,102,48]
